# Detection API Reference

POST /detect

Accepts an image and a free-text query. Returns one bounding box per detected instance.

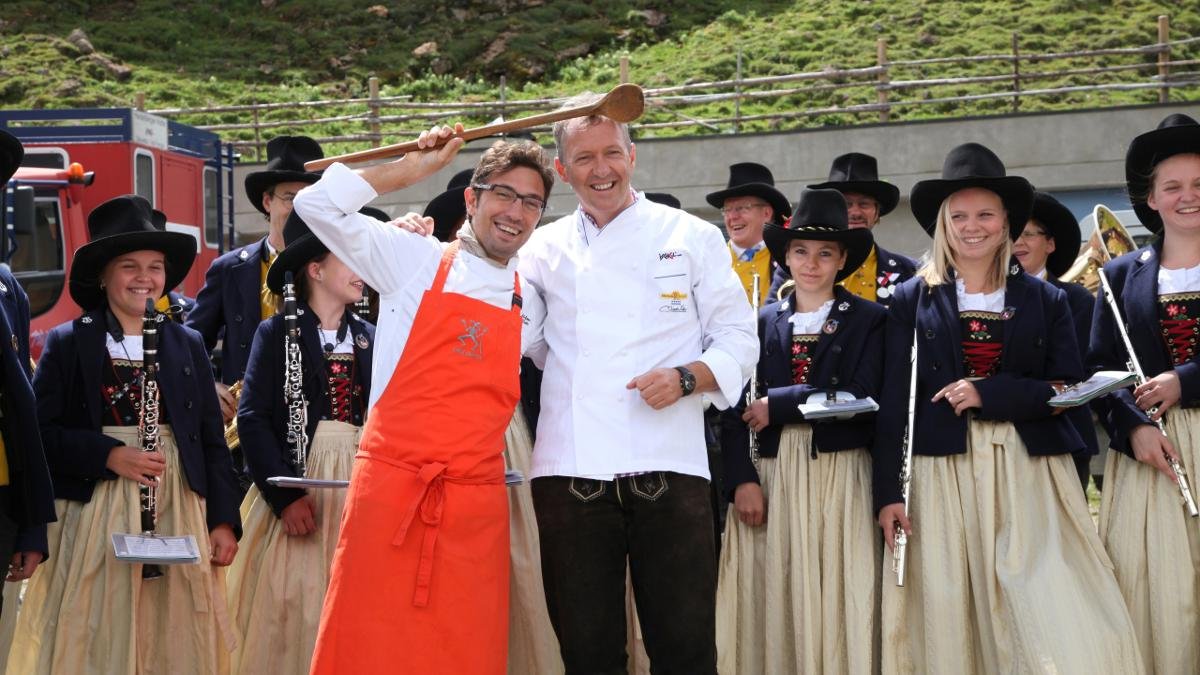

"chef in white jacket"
[517,94,758,675]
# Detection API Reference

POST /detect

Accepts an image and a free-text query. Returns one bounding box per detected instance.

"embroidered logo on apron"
[454,318,489,359]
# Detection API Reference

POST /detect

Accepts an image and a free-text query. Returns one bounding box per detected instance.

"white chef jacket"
[518,194,758,480]
[293,162,546,411]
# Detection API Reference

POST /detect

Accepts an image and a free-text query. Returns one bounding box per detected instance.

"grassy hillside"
[2,0,1198,151]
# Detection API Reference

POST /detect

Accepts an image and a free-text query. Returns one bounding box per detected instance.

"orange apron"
[310,242,521,674]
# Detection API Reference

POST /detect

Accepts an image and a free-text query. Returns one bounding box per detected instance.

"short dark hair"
[472,140,554,200]
[552,92,633,159]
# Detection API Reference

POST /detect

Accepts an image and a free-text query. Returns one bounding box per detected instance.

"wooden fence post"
[368,76,381,148]
[134,92,146,111]
[1158,14,1171,103]
[1012,33,1021,113]
[876,38,890,122]
[499,75,507,113]
[620,56,629,84]
[252,103,262,162]
[734,48,743,134]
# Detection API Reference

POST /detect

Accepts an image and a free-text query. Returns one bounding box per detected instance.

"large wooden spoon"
[304,83,645,171]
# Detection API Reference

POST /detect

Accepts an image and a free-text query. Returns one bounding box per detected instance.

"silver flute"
[1098,269,1199,517]
[282,272,310,475]
[139,299,164,579]
[747,271,762,468]
[892,327,919,586]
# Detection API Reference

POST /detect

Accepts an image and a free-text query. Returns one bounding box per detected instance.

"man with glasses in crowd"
[294,130,550,673]
[187,135,325,432]
[705,162,792,306]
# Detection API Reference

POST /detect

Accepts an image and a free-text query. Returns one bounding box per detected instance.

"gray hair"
[552,91,633,160]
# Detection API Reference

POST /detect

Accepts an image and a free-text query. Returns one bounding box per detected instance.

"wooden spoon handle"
[304,84,644,171]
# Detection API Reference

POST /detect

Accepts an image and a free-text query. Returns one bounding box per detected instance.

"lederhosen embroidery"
[960,310,1005,378]
[791,333,819,384]
[1159,292,1200,366]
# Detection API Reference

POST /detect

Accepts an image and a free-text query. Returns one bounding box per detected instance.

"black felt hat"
[0,129,22,185]
[705,162,791,225]
[244,136,324,215]
[422,169,474,243]
[1029,191,1081,279]
[910,142,1033,240]
[69,195,196,310]
[762,188,874,283]
[645,192,681,209]
[1125,113,1200,234]
[265,210,327,294]
[808,152,900,216]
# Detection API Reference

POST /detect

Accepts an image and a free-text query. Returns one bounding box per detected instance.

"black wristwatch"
[675,366,697,396]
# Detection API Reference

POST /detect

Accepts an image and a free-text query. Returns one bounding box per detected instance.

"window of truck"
[8,189,65,317]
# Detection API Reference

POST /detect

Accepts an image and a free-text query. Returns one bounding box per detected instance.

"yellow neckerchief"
[728,243,773,306]
[840,245,878,302]
[260,249,279,320]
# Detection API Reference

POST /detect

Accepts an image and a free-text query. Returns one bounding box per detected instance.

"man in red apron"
[292,129,553,674]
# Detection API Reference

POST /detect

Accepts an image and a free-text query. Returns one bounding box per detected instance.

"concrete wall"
[231,102,1200,258]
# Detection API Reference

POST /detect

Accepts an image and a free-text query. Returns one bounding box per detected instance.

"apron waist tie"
[359,451,502,607]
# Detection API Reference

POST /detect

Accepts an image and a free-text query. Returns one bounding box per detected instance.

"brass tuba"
[222,380,243,449]
[1059,204,1137,292]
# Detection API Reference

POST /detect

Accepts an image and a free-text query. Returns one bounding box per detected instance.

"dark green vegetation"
[2,0,1198,152]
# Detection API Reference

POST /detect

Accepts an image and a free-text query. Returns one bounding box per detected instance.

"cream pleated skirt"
[882,419,1143,675]
[503,407,564,675]
[225,420,360,675]
[1098,407,1200,675]
[716,424,880,675]
[0,576,21,671]
[7,425,234,675]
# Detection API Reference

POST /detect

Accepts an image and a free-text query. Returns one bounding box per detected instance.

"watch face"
[681,370,696,395]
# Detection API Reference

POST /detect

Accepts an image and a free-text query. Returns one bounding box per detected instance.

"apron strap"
[430,241,461,295]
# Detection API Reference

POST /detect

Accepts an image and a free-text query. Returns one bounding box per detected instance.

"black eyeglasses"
[472,183,547,214]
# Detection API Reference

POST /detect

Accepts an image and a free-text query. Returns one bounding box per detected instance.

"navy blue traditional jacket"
[721,286,886,499]
[767,244,917,306]
[872,265,1085,514]
[237,304,373,516]
[0,266,56,556]
[186,238,271,385]
[1049,277,1102,459]
[33,308,242,535]
[1087,242,1200,456]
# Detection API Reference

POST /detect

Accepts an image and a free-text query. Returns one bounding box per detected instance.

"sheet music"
[112,533,200,565]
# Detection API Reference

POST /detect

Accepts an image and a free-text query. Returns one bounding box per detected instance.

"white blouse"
[956,278,1005,313]
[1158,261,1200,295]
[788,299,834,334]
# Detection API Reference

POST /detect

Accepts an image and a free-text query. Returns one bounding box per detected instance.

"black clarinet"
[282,272,309,474]
[139,299,164,579]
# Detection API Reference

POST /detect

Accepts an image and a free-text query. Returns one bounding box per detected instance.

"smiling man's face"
[555,117,636,227]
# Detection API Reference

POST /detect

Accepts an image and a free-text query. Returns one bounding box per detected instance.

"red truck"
[0,108,237,356]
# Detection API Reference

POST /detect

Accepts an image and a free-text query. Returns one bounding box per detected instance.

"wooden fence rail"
[147,14,1200,160]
